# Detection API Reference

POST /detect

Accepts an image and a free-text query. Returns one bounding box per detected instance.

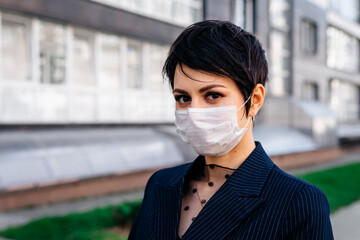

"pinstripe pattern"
[128,142,333,239]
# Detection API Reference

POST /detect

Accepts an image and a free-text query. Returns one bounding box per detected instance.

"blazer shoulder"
[148,162,192,186]
[276,168,333,239]
[269,165,328,201]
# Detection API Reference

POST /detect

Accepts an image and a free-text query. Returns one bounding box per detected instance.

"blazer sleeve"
[128,171,158,240]
[279,184,334,240]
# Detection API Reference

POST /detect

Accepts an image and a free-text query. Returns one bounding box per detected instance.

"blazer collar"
[154,141,274,240]
[162,141,273,197]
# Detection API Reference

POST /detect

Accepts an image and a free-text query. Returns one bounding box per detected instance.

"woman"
[129,20,333,240]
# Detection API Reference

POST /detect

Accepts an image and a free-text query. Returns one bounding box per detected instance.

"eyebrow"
[172,89,189,94]
[172,84,226,94]
[199,84,226,93]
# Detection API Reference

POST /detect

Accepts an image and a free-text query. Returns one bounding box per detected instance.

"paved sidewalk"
[331,200,360,240]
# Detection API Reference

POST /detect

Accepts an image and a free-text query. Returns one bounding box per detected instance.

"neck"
[204,130,256,171]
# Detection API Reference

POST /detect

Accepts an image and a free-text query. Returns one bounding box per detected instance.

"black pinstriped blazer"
[129,142,334,240]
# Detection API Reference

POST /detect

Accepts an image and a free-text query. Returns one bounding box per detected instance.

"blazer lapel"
[154,183,182,239]
[182,142,274,240]
[154,142,273,240]
[181,184,264,240]
[153,161,193,240]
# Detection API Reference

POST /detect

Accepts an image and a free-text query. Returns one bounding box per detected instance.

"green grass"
[72,230,127,240]
[296,162,360,213]
[0,200,141,240]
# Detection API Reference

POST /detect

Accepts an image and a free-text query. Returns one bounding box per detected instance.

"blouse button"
[192,188,197,193]
[184,206,190,211]
[225,174,230,179]
[209,164,215,169]
[201,199,206,204]
[208,182,214,187]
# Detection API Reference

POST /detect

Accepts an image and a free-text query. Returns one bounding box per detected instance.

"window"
[327,26,359,72]
[268,31,290,96]
[269,0,290,30]
[127,40,143,89]
[0,12,177,123]
[91,0,202,26]
[1,15,31,81]
[232,0,255,32]
[301,19,317,55]
[302,82,318,100]
[73,29,95,85]
[149,44,168,91]
[268,0,291,96]
[99,34,121,89]
[330,79,360,121]
[39,21,66,84]
[169,0,202,26]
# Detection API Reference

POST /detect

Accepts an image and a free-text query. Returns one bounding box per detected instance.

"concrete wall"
[292,0,328,104]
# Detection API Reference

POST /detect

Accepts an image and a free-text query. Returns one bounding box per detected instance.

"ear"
[249,83,265,117]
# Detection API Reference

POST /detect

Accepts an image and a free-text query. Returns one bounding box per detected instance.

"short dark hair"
[163,20,268,115]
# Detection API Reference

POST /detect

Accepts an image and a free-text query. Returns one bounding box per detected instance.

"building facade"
[0,0,196,124]
[291,0,360,123]
[0,0,359,127]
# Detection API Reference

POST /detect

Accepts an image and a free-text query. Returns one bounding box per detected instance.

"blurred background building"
[0,0,359,210]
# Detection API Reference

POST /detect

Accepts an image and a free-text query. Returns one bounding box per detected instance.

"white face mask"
[175,96,251,156]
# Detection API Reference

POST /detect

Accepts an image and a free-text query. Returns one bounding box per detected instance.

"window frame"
[300,18,317,55]
[0,12,33,82]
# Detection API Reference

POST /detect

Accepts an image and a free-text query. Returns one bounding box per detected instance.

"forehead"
[173,64,238,90]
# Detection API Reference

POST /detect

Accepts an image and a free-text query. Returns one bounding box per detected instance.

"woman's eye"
[175,95,191,104]
[206,92,223,101]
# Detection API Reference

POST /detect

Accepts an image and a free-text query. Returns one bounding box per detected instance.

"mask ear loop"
[236,95,252,128]
[236,95,252,112]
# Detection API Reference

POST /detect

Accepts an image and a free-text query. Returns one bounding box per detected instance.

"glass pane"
[270,31,290,75]
[232,0,245,27]
[73,32,95,85]
[327,26,358,72]
[1,19,30,80]
[127,41,143,89]
[149,44,168,91]
[301,20,317,54]
[90,0,202,25]
[269,0,290,29]
[330,79,359,121]
[39,21,66,84]
[269,31,290,96]
[268,75,287,96]
[100,35,121,89]
[302,82,318,100]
